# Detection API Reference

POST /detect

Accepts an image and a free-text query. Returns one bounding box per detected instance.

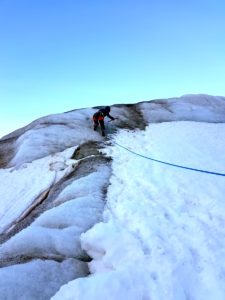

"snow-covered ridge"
[0,94,225,300]
[1,94,225,169]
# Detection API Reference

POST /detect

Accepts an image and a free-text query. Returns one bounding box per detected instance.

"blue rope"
[115,142,225,177]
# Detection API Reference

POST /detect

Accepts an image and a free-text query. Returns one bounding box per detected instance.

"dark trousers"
[94,119,105,131]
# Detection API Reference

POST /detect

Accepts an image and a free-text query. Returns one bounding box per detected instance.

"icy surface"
[139,94,225,123]
[0,258,88,300]
[0,167,110,259]
[0,147,75,234]
[52,122,225,300]
[9,108,102,167]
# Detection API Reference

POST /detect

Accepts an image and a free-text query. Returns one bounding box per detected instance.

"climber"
[93,106,115,136]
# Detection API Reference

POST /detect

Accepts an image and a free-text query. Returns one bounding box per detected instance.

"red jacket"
[93,108,114,121]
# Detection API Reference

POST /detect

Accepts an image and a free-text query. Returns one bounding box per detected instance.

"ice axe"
[108,117,119,122]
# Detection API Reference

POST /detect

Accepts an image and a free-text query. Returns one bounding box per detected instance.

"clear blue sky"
[1,0,225,137]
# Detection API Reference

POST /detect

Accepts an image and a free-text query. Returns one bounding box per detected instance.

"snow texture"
[9,109,102,167]
[52,121,225,300]
[0,258,88,300]
[1,95,225,300]
[0,167,110,260]
[0,147,76,234]
[139,94,225,123]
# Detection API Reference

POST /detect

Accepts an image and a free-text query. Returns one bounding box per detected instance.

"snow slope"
[0,94,225,299]
[52,122,225,300]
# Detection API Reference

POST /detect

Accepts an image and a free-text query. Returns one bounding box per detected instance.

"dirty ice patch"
[0,147,75,234]
[53,121,225,300]
[0,258,88,300]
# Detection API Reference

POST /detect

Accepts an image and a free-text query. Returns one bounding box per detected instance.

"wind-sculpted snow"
[9,109,102,167]
[139,94,225,123]
[0,167,110,260]
[1,94,225,300]
[0,142,111,298]
[0,147,76,235]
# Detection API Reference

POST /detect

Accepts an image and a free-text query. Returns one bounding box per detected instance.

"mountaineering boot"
[94,124,98,131]
[101,130,106,137]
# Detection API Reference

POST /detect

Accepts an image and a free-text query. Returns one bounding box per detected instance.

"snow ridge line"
[115,142,225,177]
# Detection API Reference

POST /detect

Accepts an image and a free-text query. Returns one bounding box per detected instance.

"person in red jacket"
[93,106,115,136]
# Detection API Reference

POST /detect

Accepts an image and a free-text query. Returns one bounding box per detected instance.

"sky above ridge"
[0,0,225,137]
